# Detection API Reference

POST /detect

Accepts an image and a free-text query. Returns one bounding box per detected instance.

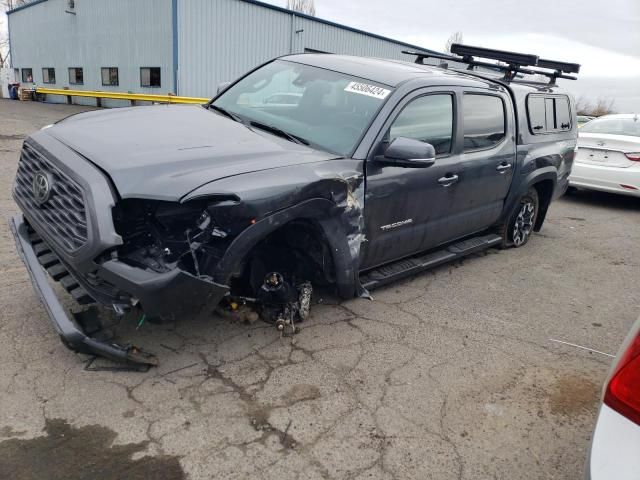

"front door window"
[388,94,454,155]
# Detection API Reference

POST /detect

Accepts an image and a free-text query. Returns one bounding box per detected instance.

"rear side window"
[545,98,556,130]
[528,96,546,132]
[556,98,571,130]
[527,94,571,133]
[463,94,506,151]
[388,94,454,156]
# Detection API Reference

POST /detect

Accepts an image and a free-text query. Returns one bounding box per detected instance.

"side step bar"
[360,233,502,291]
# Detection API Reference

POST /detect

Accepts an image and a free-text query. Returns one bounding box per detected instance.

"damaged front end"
[97,194,335,350]
[12,147,367,367]
[9,197,234,367]
[105,198,237,322]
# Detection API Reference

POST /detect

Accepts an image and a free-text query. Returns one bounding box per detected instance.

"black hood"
[45,105,337,201]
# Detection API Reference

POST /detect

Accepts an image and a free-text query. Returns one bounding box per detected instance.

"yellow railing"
[35,87,210,105]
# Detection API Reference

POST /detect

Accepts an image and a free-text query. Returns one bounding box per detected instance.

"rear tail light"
[625,152,640,161]
[604,332,640,425]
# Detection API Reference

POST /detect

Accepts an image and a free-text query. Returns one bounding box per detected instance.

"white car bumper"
[587,405,640,480]
[570,162,640,197]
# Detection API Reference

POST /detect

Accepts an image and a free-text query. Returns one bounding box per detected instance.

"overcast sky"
[269,0,640,111]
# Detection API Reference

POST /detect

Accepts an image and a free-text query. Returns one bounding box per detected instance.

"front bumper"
[10,214,228,365]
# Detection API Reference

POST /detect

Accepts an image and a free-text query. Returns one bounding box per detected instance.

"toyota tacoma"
[10,44,580,365]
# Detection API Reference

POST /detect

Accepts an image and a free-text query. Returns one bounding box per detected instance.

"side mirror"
[216,81,231,95]
[377,137,436,168]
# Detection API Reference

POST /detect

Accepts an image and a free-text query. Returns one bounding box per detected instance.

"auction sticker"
[344,82,391,99]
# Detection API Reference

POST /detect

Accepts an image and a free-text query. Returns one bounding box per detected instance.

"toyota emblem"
[32,171,53,205]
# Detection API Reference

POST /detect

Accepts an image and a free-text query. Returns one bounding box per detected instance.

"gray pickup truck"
[10,44,580,365]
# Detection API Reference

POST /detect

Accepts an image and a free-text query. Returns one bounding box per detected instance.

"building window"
[140,67,161,88]
[462,94,506,151]
[42,68,56,84]
[21,68,33,83]
[69,67,84,85]
[101,67,119,86]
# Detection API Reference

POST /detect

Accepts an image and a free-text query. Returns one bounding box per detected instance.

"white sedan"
[570,114,640,197]
[586,316,640,480]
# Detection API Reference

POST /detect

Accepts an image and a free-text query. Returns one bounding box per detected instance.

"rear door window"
[462,94,506,151]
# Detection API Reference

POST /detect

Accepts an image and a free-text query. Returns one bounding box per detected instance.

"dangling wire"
[186,229,201,277]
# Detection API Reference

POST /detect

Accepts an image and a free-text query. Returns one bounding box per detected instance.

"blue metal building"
[7,0,440,106]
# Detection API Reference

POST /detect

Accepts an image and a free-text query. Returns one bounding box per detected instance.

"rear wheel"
[498,188,539,248]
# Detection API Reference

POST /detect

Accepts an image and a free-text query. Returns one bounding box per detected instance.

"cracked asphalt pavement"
[1,100,640,480]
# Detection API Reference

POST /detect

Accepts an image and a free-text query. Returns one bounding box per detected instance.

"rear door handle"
[438,174,459,186]
[496,163,512,173]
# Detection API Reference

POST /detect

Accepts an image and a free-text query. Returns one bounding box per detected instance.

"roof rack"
[402,43,580,84]
[537,58,581,74]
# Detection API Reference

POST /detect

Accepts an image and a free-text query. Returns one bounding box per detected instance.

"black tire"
[498,188,539,248]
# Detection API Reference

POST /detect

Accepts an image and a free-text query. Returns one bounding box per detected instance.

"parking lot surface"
[1,100,640,480]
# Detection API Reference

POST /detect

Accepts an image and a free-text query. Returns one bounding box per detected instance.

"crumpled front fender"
[212,197,361,299]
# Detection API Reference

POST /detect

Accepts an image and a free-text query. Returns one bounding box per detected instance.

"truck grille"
[14,143,88,251]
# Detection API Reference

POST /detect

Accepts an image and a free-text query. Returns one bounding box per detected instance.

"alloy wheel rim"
[512,201,535,246]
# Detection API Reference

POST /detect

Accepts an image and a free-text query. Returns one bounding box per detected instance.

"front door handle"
[438,174,459,186]
[496,163,512,173]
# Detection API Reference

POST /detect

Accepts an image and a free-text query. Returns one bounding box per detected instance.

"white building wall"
[177,0,291,98]
[8,0,174,106]
[0,68,14,98]
[177,0,438,98]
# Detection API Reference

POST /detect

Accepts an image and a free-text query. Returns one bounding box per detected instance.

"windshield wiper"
[209,104,243,123]
[248,121,310,146]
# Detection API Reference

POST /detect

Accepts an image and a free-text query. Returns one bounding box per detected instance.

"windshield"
[211,60,393,156]
[580,117,640,137]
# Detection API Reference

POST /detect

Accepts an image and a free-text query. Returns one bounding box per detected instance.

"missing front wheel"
[223,273,313,336]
